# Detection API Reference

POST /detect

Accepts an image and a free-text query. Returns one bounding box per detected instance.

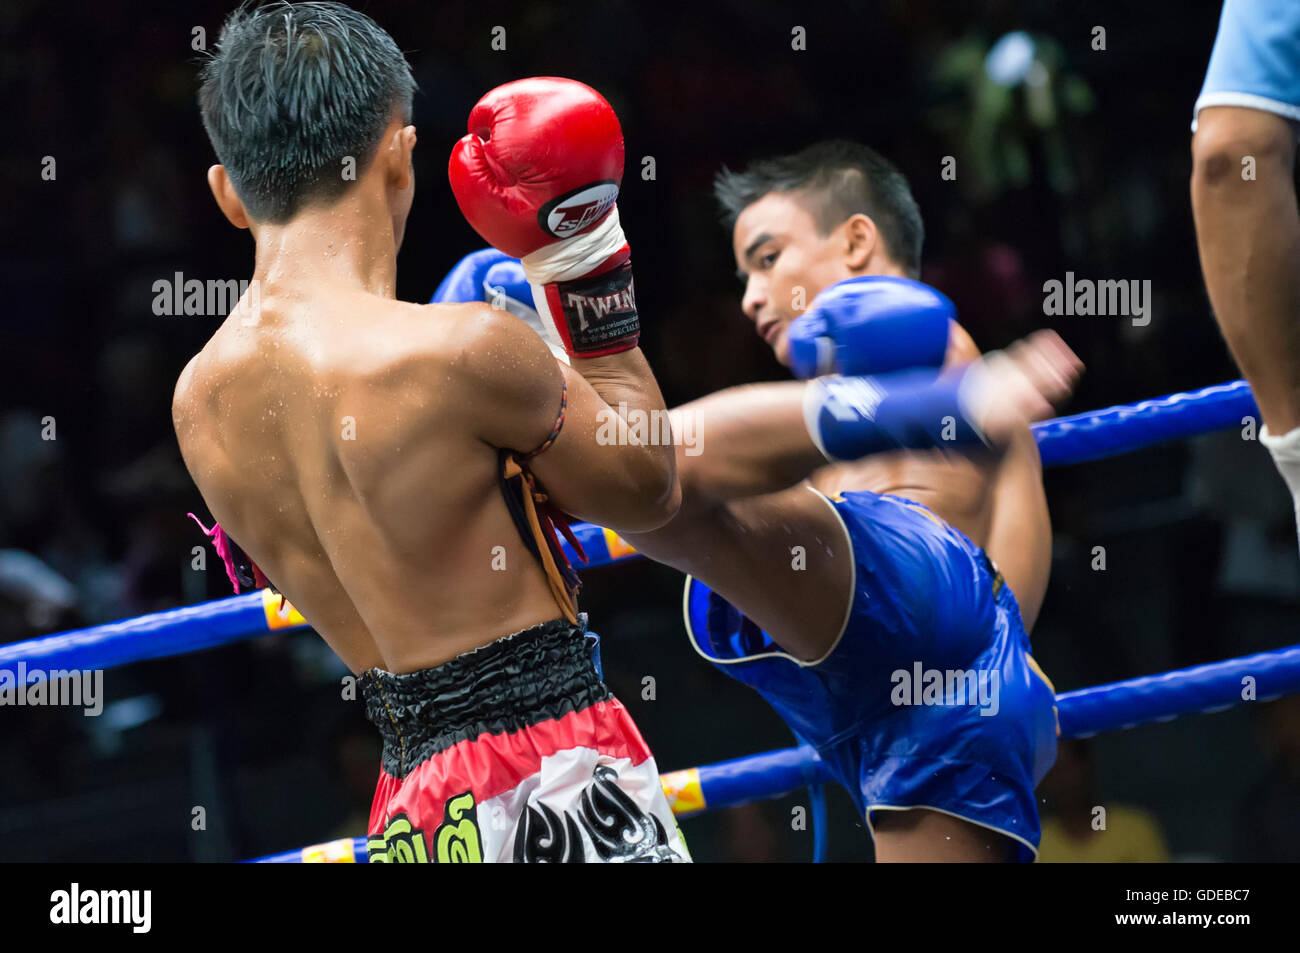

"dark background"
[1,0,1298,861]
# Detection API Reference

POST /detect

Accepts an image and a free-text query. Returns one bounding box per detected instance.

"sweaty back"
[176,288,563,673]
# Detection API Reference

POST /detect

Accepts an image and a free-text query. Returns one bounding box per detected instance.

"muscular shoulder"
[171,348,226,487]
[354,301,543,378]
[365,301,562,448]
[427,300,554,381]
[170,330,255,433]
[172,353,200,426]
[171,359,199,484]
[421,301,561,413]
[171,347,221,451]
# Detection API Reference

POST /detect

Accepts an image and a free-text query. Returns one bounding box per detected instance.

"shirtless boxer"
[439,140,1080,861]
[657,141,1072,861]
[174,4,688,862]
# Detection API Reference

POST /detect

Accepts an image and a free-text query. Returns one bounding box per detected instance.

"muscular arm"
[671,381,826,503]
[984,422,1052,632]
[670,324,990,504]
[452,302,680,532]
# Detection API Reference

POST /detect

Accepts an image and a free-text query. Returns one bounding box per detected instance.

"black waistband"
[361,617,611,779]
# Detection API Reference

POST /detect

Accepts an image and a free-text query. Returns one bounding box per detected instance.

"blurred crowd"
[0,0,1296,860]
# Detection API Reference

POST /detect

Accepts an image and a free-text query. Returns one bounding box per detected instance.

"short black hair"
[198,1,416,223]
[714,140,924,278]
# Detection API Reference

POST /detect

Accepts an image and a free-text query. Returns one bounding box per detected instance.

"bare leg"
[872,807,1020,862]
[1191,106,1300,432]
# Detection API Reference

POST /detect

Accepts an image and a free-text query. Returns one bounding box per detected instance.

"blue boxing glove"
[431,247,509,304]
[803,366,991,462]
[786,276,955,379]
[431,249,569,362]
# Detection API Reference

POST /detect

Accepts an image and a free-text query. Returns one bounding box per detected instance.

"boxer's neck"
[249,185,399,299]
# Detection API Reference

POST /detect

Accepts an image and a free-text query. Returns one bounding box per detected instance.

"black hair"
[714,139,924,277]
[198,1,416,223]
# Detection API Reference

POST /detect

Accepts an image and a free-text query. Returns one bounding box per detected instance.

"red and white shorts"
[362,619,690,863]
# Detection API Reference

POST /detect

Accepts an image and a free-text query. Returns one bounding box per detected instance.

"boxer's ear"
[842,213,877,271]
[386,125,417,250]
[207,165,251,230]
[387,124,417,192]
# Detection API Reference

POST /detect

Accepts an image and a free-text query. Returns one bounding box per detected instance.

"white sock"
[1260,422,1300,550]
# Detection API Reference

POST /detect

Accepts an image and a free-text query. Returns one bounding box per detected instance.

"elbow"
[615,445,681,533]
[1191,109,1294,199]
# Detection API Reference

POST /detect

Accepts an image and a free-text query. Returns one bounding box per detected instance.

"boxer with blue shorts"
[684,489,1059,861]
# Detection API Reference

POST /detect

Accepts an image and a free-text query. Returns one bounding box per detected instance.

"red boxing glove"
[449,77,623,258]
[449,77,640,358]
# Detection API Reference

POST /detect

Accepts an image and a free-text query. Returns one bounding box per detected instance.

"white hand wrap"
[518,209,639,357]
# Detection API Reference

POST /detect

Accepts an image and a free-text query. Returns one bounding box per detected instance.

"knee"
[1192,108,1296,191]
